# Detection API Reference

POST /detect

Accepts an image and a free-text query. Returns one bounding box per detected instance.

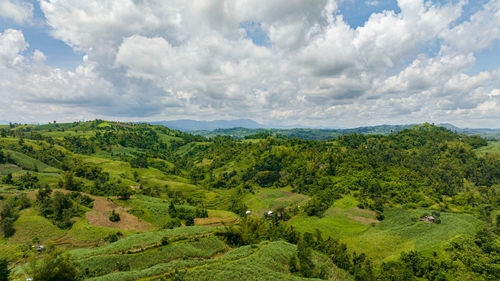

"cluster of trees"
[181,124,498,224]
[36,188,92,229]
[219,216,499,281]
[165,202,208,227]
[0,194,30,237]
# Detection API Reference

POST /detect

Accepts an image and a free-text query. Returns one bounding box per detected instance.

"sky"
[0,0,499,128]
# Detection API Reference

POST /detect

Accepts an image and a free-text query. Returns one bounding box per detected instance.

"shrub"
[185,215,195,226]
[376,212,385,221]
[109,210,120,222]
[161,236,169,246]
[0,258,9,281]
[31,251,79,281]
[106,233,119,243]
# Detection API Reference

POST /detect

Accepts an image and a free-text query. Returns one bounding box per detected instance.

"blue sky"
[0,0,499,128]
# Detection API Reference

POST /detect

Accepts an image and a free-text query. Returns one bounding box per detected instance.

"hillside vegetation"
[0,120,497,281]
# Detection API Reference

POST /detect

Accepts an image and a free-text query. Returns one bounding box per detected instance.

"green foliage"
[1,173,13,184]
[31,250,79,281]
[37,191,77,229]
[109,210,120,222]
[1,121,498,280]
[0,194,32,237]
[0,258,8,281]
[14,172,40,190]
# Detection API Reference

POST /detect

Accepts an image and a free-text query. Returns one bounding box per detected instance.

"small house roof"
[428,216,434,220]
[245,210,251,214]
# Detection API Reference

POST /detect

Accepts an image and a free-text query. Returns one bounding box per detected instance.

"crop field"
[288,196,483,262]
[70,240,352,281]
[244,188,310,215]
[78,236,226,278]
[0,163,22,175]
[3,150,60,173]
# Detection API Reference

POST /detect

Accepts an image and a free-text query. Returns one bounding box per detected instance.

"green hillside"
[0,120,497,281]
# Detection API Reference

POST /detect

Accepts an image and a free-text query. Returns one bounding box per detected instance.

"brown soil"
[86,196,152,231]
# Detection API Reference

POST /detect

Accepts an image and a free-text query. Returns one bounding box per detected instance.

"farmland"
[0,121,497,280]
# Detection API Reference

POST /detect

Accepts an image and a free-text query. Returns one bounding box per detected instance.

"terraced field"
[288,196,483,262]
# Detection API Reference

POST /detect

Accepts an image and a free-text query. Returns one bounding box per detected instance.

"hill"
[150,119,264,131]
[192,124,500,140]
[0,120,498,280]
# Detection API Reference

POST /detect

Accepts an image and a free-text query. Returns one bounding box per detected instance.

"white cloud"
[0,0,498,127]
[442,0,500,53]
[0,0,33,24]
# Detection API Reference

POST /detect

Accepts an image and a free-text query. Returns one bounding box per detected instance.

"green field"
[288,196,483,262]
[1,121,497,280]
[3,150,60,173]
[244,187,310,215]
[476,140,500,155]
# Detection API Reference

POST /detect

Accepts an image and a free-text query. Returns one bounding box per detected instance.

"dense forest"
[0,120,498,280]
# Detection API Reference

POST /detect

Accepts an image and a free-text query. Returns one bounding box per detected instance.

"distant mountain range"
[150,119,264,131]
[149,119,500,140]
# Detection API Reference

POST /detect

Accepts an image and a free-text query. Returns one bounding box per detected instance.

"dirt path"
[86,196,152,231]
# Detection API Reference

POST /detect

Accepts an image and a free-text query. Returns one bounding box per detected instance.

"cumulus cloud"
[0,0,33,24]
[0,0,498,127]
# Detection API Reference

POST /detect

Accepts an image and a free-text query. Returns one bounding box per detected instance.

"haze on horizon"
[0,0,499,128]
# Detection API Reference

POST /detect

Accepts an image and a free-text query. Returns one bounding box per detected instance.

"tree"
[109,210,120,222]
[0,217,15,238]
[60,171,78,191]
[0,203,17,238]
[185,215,194,226]
[0,258,9,281]
[297,238,314,277]
[2,173,13,185]
[31,250,79,281]
[117,185,132,200]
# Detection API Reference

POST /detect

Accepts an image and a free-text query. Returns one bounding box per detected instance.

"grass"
[9,208,65,243]
[195,209,239,226]
[0,163,22,175]
[83,241,352,281]
[288,196,483,263]
[244,187,310,215]
[68,217,133,243]
[78,236,226,278]
[3,150,60,173]
[476,140,500,155]
[69,226,219,259]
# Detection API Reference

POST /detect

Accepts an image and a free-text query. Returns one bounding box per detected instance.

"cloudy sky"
[0,0,499,128]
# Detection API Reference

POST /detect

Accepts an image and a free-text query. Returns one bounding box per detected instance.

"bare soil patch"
[86,196,152,232]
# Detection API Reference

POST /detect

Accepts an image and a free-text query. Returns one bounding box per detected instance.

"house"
[26,278,33,281]
[267,211,273,216]
[245,210,251,215]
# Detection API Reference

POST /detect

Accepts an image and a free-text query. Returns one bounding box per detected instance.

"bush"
[31,251,79,281]
[161,236,169,246]
[376,212,385,221]
[164,218,181,229]
[185,215,195,226]
[106,233,119,243]
[0,258,9,281]
[109,210,120,222]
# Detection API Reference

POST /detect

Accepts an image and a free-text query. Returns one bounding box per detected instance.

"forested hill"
[191,124,500,140]
[1,121,497,213]
[0,120,498,280]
